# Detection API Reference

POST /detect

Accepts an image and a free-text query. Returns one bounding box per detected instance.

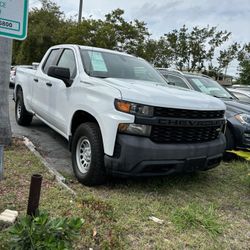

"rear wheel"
[71,122,106,186]
[15,90,33,126]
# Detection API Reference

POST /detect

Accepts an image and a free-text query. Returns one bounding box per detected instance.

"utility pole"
[78,0,83,23]
[0,37,12,180]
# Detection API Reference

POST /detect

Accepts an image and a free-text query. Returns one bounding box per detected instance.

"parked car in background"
[227,88,250,104]
[10,66,16,88]
[10,65,33,88]
[230,84,250,91]
[157,68,250,151]
[13,45,227,186]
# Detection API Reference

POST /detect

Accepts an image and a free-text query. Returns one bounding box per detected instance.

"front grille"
[151,126,221,143]
[150,107,224,143]
[154,107,224,119]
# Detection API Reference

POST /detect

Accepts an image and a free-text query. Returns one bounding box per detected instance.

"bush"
[8,211,84,250]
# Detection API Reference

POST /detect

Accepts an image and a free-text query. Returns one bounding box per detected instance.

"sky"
[29,0,250,75]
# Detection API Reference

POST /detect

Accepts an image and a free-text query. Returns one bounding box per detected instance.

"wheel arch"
[225,120,236,149]
[69,110,103,151]
[14,84,23,101]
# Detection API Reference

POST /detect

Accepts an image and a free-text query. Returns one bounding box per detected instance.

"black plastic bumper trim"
[105,133,226,177]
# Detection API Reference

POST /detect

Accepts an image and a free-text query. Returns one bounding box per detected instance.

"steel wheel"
[76,136,92,174]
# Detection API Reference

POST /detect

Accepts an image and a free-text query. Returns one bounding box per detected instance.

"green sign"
[0,0,29,40]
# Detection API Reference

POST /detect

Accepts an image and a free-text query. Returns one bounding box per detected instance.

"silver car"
[10,65,33,88]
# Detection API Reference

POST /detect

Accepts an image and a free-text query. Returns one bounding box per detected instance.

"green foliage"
[171,203,223,236]
[152,25,233,72]
[237,43,250,85]
[8,211,84,250]
[12,2,149,65]
[13,0,64,64]
[12,0,246,77]
[238,60,250,85]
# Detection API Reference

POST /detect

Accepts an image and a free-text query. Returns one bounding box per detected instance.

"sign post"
[0,0,29,180]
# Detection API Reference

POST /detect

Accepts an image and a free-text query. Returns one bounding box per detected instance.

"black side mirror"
[48,66,71,87]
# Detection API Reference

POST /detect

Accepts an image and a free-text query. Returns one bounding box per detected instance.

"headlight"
[115,99,154,117]
[235,114,250,125]
[118,123,152,136]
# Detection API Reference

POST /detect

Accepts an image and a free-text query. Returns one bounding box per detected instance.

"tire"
[225,127,235,150]
[15,89,33,126]
[71,122,106,186]
[224,127,236,161]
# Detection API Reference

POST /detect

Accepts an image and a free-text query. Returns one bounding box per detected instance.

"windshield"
[187,76,234,99]
[80,49,166,84]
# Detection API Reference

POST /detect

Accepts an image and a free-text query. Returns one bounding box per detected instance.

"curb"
[15,135,76,196]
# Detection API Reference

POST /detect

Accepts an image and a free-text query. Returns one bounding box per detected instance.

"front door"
[46,48,78,135]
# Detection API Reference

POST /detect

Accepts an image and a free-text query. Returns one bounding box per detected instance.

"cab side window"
[43,49,60,74]
[57,49,77,79]
[167,75,189,89]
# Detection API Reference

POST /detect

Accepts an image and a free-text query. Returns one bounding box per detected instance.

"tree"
[12,5,150,64]
[237,60,250,85]
[13,0,63,64]
[216,42,240,78]
[236,43,250,85]
[149,25,232,72]
[55,9,150,57]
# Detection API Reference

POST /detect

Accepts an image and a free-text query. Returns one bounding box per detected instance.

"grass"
[0,138,249,249]
[171,203,223,236]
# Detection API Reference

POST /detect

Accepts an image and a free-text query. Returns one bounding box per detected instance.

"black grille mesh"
[154,107,224,119]
[151,126,221,143]
[151,107,224,143]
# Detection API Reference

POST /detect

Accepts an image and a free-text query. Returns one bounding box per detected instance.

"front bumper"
[105,134,226,177]
[228,117,250,149]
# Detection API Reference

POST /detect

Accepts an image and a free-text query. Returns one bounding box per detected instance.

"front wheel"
[71,123,107,186]
[224,127,236,161]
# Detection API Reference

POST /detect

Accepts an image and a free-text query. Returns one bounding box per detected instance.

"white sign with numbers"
[0,0,29,40]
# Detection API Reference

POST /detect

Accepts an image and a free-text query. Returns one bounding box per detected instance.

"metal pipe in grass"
[27,174,43,216]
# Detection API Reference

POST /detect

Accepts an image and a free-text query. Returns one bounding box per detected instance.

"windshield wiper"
[91,75,108,79]
[212,95,234,100]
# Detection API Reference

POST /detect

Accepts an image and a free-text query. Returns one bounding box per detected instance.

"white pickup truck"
[14,44,226,186]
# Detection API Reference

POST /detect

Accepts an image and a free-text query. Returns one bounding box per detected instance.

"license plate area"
[186,157,206,172]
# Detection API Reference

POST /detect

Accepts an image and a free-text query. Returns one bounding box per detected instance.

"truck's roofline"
[50,44,134,57]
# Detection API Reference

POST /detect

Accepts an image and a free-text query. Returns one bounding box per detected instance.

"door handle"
[34,78,39,82]
[46,82,52,87]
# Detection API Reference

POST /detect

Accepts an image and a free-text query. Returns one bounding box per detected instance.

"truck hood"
[224,100,250,118]
[103,78,226,111]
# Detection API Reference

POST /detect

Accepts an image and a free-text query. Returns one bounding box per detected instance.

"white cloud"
[41,0,249,43]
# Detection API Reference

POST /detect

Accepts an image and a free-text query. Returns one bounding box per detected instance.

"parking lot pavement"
[9,89,74,176]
